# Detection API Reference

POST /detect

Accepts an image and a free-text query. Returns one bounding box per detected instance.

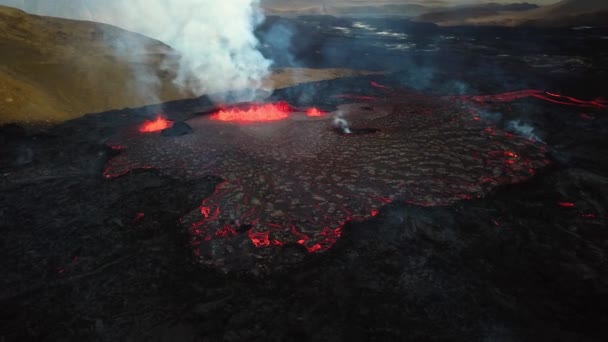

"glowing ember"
[248,229,270,247]
[558,202,576,208]
[211,102,290,123]
[306,107,325,117]
[139,116,173,133]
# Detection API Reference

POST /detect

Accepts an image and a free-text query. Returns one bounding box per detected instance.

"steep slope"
[0,5,190,124]
[517,0,608,26]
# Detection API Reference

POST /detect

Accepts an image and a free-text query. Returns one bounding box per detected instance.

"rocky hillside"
[0,5,190,124]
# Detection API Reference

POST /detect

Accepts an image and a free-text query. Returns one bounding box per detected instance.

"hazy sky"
[1,0,563,15]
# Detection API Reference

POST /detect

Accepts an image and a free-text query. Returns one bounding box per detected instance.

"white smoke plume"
[333,111,352,134]
[8,0,273,103]
[507,119,543,142]
[99,0,272,102]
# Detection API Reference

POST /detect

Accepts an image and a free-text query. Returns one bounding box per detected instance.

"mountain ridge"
[414,0,608,26]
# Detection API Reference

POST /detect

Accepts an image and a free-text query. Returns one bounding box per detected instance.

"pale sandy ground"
[0,5,379,124]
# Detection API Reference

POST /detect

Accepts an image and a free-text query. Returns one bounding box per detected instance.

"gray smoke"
[507,119,543,142]
[333,111,352,134]
[95,0,273,103]
[8,0,273,103]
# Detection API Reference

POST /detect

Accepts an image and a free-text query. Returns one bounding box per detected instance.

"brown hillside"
[0,5,190,124]
[443,0,608,26]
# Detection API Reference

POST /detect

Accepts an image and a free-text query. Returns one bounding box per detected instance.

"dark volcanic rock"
[161,121,193,137]
[102,90,550,274]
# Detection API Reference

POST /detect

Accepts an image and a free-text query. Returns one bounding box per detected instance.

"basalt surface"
[103,88,551,273]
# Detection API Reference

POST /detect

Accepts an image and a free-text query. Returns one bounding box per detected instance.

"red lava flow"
[139,116,173,133]
[450,90,607,109]
[101,86,607,269]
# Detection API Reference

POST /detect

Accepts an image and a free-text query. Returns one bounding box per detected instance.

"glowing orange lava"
[211,102,290,123]
[458,90,607,109]
[139,116,173,133]
[306,107,325,117]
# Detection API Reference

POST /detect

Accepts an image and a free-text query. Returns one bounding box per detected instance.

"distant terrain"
[1,1,607,123]
[261,0,542,18]
[414,0,608,26]
[415,3,539,24]
[0,5,186,123]
[0,5,376,124]
[261,0,608,27]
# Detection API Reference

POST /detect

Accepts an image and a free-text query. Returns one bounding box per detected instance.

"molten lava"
[211,102,290,123]
[105,86,564,271]
[455,90,607,109]
[306,107,325,117]
[139,116,173,133]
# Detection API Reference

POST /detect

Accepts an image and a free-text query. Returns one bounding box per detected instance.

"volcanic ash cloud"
[94,0,272,102]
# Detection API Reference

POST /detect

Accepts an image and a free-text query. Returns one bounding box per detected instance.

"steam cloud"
[507,119,543,142]
[15,0,273,103]
[100,0,272,102]
[333,111,352,134]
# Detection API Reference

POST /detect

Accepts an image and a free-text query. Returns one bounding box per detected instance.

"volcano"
[102,84,556,272]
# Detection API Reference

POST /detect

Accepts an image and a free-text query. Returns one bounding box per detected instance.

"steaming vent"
[333,117,352,134]
[332,110,378,135]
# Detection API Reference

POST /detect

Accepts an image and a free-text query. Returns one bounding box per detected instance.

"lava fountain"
[210,102,290,123]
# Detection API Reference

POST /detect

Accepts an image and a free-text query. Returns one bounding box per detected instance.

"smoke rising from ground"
[507,119,543,142]
[9,0,273,103]
[333,111,352,134]
[99,0,272,102]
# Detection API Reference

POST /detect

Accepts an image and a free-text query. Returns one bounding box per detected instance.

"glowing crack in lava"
[103,89,560,271]
[139,116,173,133]
[449,90,607,109]
[210,102,290,123]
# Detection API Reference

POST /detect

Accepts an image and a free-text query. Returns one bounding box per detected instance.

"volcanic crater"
[103,83,555,272]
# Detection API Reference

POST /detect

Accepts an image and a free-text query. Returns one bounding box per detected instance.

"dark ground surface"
[1,17,608,341]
